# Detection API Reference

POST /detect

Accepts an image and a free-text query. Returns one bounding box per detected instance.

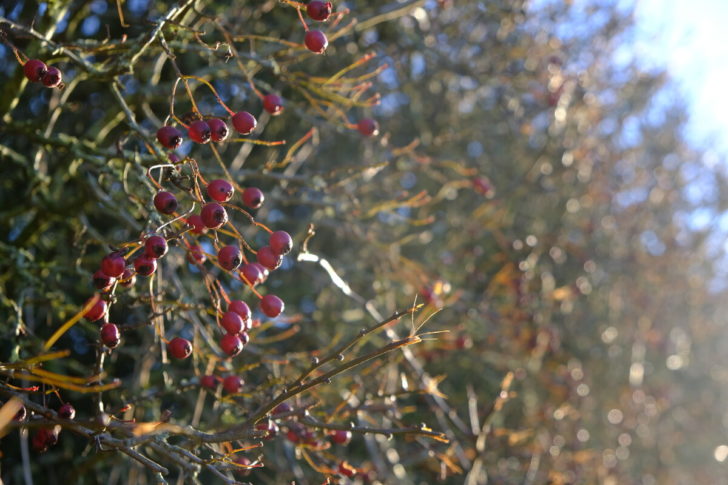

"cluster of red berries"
[23,59,62,88]
[23,402,76,453]
[302,1,333,55]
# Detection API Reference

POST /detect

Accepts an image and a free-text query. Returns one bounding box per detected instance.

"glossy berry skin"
[221,311,245,334]
[339,462,356,477]
[239,332,250,345]
[188,120,211,144]
[168,337,193,359]
[100,323,121,348]
[186,214,207,234]
[330,429,352,445]
[253,263,270,282]
[229,300,252,326]
[154,191,178,214]
[23,59,47,82]
[232,111,257,135]
[200,375,217,390]
[42,67,62,87]
[307,1,333,21]
[93,270,115,291]
[241,263,263,286]
[14,405,27,422]
[357,118,379,136]
[234,456,252,476]
[263,94,284,116]
[188,244,206,264]
[32,428,59,453]
[157,126,183,149]
[220,333,243,357]
[134,256,157,277]
[218,245,242,271]
[270,231,293,255]
[242,187,264,209]
[101,253,126,278]
[260,294,284,318]
[304,30,328,54]
[58,403,76,420]
[201,202,228,229]
[207,179,234,202]
[223,375,243,394]
[144,235,168,258]
[120,268,136,287]
[257,246,282,271]
[207,118,229,142]
[84,297,108,322]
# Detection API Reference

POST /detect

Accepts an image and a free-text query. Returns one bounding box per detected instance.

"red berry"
[257,246,282,270]
[23,59,47,82]
[120,268,136,287]
[330,429,351,445]
[200,375,217,390]
[263,94,284,116]
[14,405,27,422]
[260,294,284,318]
[154,191,178,214]
[307,1,333,21]
[207,179,234,202]
[100,323,121,348]
[201,202,228,229]
[32,428,59,453]
[157,126,184,150]
[241,263,263,286]
[186,214,207,234]
[472,176,494,197]
[232,111,257,134]
[144,235,168,259]
[234,456,253,476]
[256,419,279,439]
[357,118,379,136]
[93,270,115,291]
[242,187,264,209]
[218,245,242,271]
[188,120,211,144]
[84,297,108,322]
[58,403,76,420]
[228,300,252,326]
[188,244,207,264]
[220,333,243,357]
[304,30,328,54]
[270,231,293,255]
[339,462,356,477]
[101,253,126,278]
[207,118,229,142]
[273,402,293,415]
[168,337,193,359]
[134,256,157,277]
[253,263,270,282]
[42,66,62,88]
[223,375,243,393]
[239,332,250,345]
[286,429,301,443]
[221,311,244,334]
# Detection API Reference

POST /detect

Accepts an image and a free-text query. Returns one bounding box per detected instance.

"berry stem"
[182,75,236,116]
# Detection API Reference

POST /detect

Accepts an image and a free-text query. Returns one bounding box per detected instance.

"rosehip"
[263,94,284,116]
[304,30,328,54]
[330,429,352,445]
[101,253,126,278]
[221,311,244,334]
[101,323,121,348]
[120,268,136,287]
[84,297,108,322]
[168,337,193,359]
[207,118,229,142]
[23,59,47,82]
[188,120,211,144]
[357,118,379,136]
[207,179,234,202]
[257,246,282,270]
[188,244,206,264]
[242,187,264,209]
[157,126,183,149]
[260,294,284,318]
[42,66,62,87]
[201,202,228,229]
[200,375,217,390]
[58,403,76,420]
[270,231,293,255]
[232,111,257,135]
[229,300,252,326]
[154,191,178,214]
[186,214,207,234]
[220,333,243,357]
[218,245,242,271]
[307,1,333,21]
[134,256,157,277]
[223,375,243,393]
[93,270,115,291]
[144,235,168,259]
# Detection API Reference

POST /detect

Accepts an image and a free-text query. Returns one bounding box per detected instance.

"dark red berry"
[339,462,356,477]
[242,187,264,209]
[273,402,293,415]
[84,297,108,322]
[32,428,59,453]
[200,375,217,390]
[232,111,257,134]
[270,231,293,255]
[168,337,193,359]
[101,323,121,348]
[120,268,136,287]
[304,30,328,54]
[234,456,253,476]
[93,270,115,291]
[239,332,250,345]
[253,263,270,282]
[188,120,211,144]
[472,176,494,197]
[188,244,206,264]
[220,333,243,357]
[330,429,351,445]
[42,66,62,87]
[263,94,284,116]
[241,263,263,286]
[14,405,27,422]
[221,311,244,334]
[144,235,168,259]
[154,191,178,214]
[58,403,76,420]
[307,1,333,21]
[101,253,126,278]
[186,214,207,234]
[357,118,379,136]
[134,256,157,276]
[286,429,301,443]
[260,294,284,318]
[23,59,47,82]
[229,300,252,326]
[207,118,229,142]
[157,126,184,149]
[223,375,243,393]
[201,202,228,229]
[256,419,279,439]
[207,179,234,202]
[257,246,282,270]
[218,245,242,270]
